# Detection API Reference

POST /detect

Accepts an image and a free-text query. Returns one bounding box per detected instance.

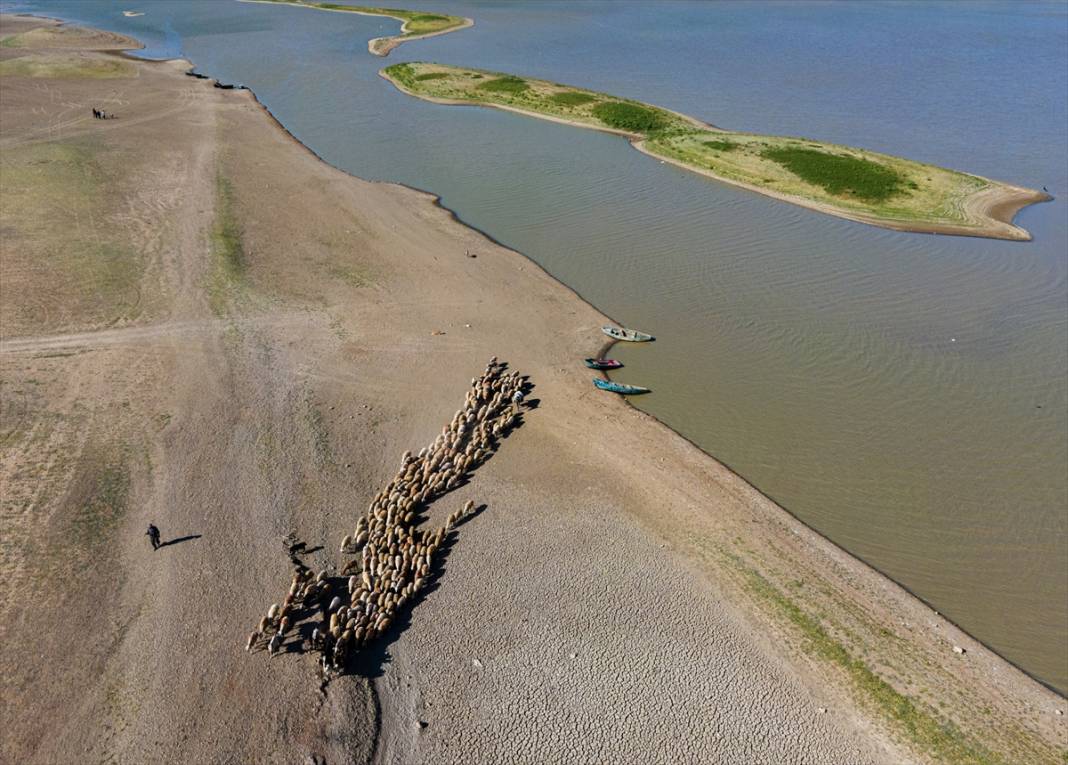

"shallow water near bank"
[13,0,1067,693]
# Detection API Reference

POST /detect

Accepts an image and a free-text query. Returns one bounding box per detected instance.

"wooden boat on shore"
[584,358,623,370]
[593,378,650,395]
[602,325,654,342]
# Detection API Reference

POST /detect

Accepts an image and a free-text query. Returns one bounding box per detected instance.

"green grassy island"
[244,1,472,56]
[382,62,1050,240]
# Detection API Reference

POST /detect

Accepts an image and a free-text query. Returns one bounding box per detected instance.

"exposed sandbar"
[382,63,1052,240]
[239,0,473,56]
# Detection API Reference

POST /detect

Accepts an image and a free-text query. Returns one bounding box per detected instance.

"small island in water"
[382,62,1050,240]
[245,0,472,56]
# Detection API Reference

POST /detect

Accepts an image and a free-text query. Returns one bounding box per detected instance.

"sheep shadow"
[313,504,487,679]
[419,382,534,507]
[268,366,534,679]
[338,507,486,679]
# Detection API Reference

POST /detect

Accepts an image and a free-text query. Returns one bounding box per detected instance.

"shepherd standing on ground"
[146,523,161,550]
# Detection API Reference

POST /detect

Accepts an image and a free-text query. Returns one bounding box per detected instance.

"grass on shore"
[731,554,1009,765]
[477,75,529,95]
[549,91,597,107]
[0,141,143,334]
[382,62,1009,231]
[251,1,467,38]
[208,174,246,315]
[383,62,693,137]
[703,139,737,152]
[0,25,118,50]
[643,131,986,222]
[760,146,905,202]
[66,459,130,558]
[591,101,668,133]
[0,54,134,79]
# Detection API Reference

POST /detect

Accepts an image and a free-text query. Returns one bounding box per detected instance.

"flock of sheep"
[245,357,527,673]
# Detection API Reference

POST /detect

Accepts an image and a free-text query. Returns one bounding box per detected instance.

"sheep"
[247,360,527,669]
[268,633,283,656]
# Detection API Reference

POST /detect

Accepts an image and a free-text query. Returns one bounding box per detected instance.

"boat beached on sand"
[602,326,654,342]
[593,378,650,395]
[584,358,623,370]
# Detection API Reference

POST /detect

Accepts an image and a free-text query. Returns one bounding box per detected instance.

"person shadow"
[158,534,202,548]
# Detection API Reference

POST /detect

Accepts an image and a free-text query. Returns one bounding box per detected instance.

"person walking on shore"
[511,388,525,413]
[146,523,161,550]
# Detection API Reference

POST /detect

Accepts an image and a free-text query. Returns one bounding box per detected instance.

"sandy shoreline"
[1,15,1065,765]
[380,68,1052,241]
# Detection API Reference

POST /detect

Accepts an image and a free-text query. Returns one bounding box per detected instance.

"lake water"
[13,0,1067,694]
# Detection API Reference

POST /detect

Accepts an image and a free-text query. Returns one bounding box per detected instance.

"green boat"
[593,378,650,395]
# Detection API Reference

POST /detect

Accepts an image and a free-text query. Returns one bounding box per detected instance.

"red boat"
[584,358,623,370]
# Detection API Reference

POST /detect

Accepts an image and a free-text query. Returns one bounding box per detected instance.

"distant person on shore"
[512,389,524,413]
[146,523,161,550]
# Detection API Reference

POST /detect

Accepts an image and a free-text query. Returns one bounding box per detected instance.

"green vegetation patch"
[0,141,143,334]
[67,460,130,554]
[760,146,904,202]
[0,55,134,79]
[383,62,414,82]
[477,75,529,95]
[208,174,246,315]
[703,139,737,152]
[591,101,668,134]
[414,71,448,81]
[549,91,598,107]
[327,262,369,286]
[257,1,466,37]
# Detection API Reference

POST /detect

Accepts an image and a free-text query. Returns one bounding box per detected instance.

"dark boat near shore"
[593,378,650,395]
[585,358,623,370]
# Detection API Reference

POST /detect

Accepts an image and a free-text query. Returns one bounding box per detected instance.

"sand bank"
[238,0,473,56]
[1,15,1064,765]
[381,64,1052,241]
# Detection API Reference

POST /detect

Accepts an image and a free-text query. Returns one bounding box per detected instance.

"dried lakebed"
[381,62,1051,240]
